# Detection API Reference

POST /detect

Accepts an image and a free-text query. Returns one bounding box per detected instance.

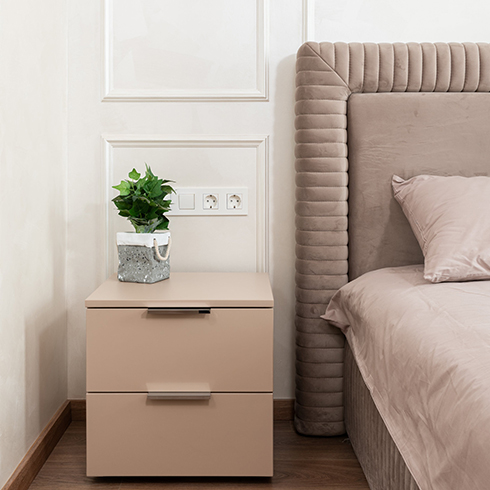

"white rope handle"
[154,236,171,262]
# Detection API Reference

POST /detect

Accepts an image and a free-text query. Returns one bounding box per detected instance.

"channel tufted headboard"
[294,42,490,436]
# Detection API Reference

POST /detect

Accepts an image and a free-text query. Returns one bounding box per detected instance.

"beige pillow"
[392,174,490,283]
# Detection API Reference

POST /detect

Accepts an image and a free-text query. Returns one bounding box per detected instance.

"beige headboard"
[295,42,490,436]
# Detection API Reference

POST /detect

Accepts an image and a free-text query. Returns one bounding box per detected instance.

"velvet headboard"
[294,42,490,436]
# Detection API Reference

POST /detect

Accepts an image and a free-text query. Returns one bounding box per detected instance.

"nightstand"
[85,272,273,477]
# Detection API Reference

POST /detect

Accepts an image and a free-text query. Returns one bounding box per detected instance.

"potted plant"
[112,165,175,283]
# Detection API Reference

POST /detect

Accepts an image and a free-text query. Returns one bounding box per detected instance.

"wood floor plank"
[274,422,357,461]
[28,421,369,490]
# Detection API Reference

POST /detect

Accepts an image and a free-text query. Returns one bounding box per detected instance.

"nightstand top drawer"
[85,272,273,308]
[86,308,273,392]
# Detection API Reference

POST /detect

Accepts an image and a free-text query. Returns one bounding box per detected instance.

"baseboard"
[70,399,86,421]
[273,399,295,421]
[2,401,71,490]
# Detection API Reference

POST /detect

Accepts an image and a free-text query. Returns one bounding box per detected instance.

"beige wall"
[2,1,490,484]
[66,0,301,400]
[65,0,490,402]
[0,0,67,487]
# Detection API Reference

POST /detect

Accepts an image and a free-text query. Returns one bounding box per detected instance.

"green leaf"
[147,218,162,234]
[112,196,132,210]
[155,217,169,231]
[113,165,175,232]
[143,179,156,194]
[132,223,147,233]
[161,185,175,196]
[149,186,163,198]
[112,181,131,196]
[128,168,141,180]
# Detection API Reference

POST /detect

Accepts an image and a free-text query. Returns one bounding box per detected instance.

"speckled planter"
[116,232,170,284]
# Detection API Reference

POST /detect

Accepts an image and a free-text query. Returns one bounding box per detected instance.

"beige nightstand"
[85,272,273,477]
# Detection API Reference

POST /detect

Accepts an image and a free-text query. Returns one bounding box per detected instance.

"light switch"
[178,193,195,210]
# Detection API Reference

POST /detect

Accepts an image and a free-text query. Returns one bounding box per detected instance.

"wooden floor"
[28,421,369,489]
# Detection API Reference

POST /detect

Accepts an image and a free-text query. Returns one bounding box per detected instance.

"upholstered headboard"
[294,42,490,436]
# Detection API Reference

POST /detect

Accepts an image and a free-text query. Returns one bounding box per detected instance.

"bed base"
[344,342,420,490]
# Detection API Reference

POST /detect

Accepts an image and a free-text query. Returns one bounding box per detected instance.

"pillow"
[392,174,490,283]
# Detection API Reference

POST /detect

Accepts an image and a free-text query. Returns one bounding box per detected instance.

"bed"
[294,42,490,490]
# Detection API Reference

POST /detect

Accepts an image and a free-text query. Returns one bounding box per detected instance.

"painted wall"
[0,0,67,487]
[1,0,488,485]
[309,0,490,43]
[66,0,300,400]
[66,0,490,402]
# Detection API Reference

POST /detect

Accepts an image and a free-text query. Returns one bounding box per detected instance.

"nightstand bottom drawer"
[86,393,273,477]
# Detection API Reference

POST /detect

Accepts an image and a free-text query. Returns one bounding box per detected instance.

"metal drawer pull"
[147,308,211,315]
[147,391,211,400]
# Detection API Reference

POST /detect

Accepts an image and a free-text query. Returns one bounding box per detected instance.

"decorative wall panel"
[103,135,269,275]
[103,0,269,101]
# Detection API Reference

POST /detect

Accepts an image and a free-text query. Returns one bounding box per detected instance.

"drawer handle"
[147,391,211,400]
[147,308,211,315]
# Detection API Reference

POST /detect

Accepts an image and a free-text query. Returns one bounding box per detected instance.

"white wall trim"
[302,0,315,43]
[102,0,269,102]
[102,134,270,275]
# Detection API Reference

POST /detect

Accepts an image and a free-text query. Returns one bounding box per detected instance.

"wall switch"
[168,188,248,216]
[179,193,195,210]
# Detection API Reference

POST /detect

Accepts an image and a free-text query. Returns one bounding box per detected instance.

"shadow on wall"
[66,201,107,400]
[272,53,297,396]
[24,203,67,448]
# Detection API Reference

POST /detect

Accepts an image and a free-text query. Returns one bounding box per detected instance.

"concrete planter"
[116,231,171,284]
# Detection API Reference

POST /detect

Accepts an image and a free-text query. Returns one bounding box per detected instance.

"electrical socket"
[227,193,242,209]
[203,194,219,210]
[167,188,248,216]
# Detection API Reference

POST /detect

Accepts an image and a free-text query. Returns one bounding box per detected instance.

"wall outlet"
[227,193,242,209]
[167,188,248,216]
[203,194,219,210]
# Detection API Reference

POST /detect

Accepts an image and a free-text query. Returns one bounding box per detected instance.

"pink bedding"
[322,265,490,490]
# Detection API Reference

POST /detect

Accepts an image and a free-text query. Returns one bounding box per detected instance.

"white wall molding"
[302,0,315,43]
[102,0,269,102]
[102,134,269,275]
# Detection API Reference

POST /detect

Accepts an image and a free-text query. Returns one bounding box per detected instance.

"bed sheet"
[322,265,490,490]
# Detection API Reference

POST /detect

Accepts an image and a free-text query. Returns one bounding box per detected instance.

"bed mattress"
[323,265,490,490]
